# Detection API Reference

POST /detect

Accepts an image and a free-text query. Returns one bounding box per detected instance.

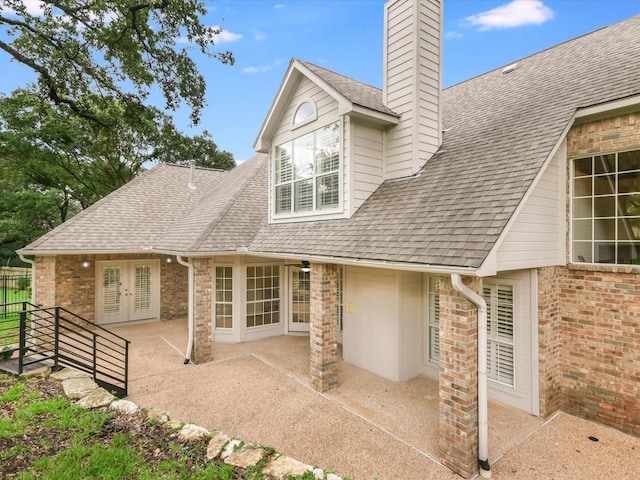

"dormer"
[254,59,399,223]
[253,0,442,224]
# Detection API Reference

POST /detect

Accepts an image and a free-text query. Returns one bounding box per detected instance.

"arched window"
[293,101,316,125]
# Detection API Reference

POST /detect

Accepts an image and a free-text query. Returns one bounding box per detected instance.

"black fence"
[1,274,31,319]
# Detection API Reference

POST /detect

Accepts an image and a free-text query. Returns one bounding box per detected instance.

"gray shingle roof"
[298,60,398,117]
[21,16,640,270]
[249,16,640,268]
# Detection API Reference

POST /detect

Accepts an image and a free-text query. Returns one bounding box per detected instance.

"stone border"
[21,366,342,480]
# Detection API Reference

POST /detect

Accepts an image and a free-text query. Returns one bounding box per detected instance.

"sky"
[1,0,640,162]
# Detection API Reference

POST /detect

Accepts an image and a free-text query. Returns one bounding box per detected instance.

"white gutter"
[451,274,491,479]
[18,254,36,305]
[176,256,194,365]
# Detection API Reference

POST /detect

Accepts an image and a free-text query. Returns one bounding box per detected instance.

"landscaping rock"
[50,367,92,381]
[76,387,114,409]
[263,455,313,479]
[178,423,209,442]
[223,443,264,469]
[221,439,243,460]
[162,419,183,431]
[20,366,51,378]
[62,376,98,400]
[313,468,342,480]
[146,408,170,425]
[110,399,139,415]
[206,432,230,460]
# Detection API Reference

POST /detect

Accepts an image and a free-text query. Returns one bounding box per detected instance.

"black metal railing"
[0,302,130,397]
[0,275,31,319]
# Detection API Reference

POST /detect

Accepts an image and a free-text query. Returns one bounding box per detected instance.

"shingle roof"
[249,16,640,268]
[298,60,398,117]
[21,16,640,269]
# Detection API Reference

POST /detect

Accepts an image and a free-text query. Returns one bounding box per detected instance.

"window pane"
[618,218,640,240]
[617,242,640,264]
[294,179,314,212]
[574,157,592,176]
[593,175,615,195]
[275,142,293,183]
[573,197,592,218]
[619,150,640,172]
[594,154,616,174]
[316,123,340,174]
[294,102,315,124]
[618,194,640,217]
[293,133,314,180]
[572,219,592,241]
[593,219,615,240]
[317,173,340,209]
[595,242,616,263]
[618,171,640,194]
[593,196,615,217]
[275,184,291,214]
[572,242,592,263]
[574,176,592,197]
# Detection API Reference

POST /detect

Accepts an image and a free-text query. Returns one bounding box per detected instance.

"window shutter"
[483,283,515,387]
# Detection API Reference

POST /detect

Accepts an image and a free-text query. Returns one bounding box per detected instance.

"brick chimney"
[383,0,443,180]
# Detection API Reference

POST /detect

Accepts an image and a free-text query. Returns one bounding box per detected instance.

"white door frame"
[95,259,160,325]
[288,266,311,333]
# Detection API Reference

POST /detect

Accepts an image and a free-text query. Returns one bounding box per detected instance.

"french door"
[289,267,311,332]
[96,260,159,324]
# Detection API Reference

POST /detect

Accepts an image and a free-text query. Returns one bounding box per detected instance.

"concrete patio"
[109,319,640,480]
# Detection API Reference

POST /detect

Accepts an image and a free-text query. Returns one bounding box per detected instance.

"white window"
[572,150,640,264]
[483,283,515,387]
[427,277,440,363]
[246,266,280,328]
[293,101,316,125]
[215,266,233,329]
[274,122,340,215]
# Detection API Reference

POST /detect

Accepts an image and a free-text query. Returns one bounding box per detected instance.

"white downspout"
[176,256,194,364]
[18,254,36,305]
[451,274,491,479]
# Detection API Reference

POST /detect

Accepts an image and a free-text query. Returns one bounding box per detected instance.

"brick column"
[35,256,56,307]
[438,276,480,479]
[310,263,338,392]
[192,258,214,364]
[537,267,563,417]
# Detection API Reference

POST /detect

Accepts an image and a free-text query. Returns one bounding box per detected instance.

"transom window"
[293,101,316,125]
[246,266,280,328]
[572,150,640,264]
[274,122,340,215]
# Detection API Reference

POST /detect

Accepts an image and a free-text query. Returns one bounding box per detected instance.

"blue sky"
[1,0,639,162]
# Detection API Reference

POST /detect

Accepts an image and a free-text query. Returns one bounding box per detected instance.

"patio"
[109,319,548,479]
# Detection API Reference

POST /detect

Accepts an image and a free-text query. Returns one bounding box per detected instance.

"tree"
[0,0,233,127]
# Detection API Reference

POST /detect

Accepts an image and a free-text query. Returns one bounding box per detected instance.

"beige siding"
[496,142,567,270]
[383,0,441,180]
[350,119,384,215]
[398,271,423,380]
[343,266,400,380]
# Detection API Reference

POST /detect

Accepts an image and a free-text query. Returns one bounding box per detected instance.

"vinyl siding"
[350,119,384,215]
[398,270,423,380]
[496,142,566,271]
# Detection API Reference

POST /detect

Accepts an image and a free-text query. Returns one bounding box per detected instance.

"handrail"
[0,302,130,397]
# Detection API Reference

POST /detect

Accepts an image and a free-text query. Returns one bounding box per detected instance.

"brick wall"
[55,255,96,320]
[160,260,188,320]
[438,276,479,479]
[546,111,640,435]
[35,257,56,307]
[192,257,214,364]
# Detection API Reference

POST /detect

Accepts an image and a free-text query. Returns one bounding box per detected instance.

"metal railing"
[1,275,31,319]
[0,302,130,397]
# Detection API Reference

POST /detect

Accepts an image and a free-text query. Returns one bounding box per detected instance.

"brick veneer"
[192,257,214,364]
[539,110,640,436]
[309,263,338,392]
[438,276,480,479]
[33,254,188,323]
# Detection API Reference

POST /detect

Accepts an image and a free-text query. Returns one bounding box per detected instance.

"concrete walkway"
[111,320,640,480]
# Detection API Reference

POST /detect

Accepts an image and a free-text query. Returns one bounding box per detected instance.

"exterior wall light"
[301,260,311,273]
[81,258,90,269]
[165,256,173,264]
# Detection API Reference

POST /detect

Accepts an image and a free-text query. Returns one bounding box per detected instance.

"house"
[18,1,640,478]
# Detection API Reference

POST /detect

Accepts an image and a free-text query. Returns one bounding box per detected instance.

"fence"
[1,274,32,319]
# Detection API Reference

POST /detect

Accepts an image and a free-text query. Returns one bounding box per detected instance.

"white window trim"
[292,99,317,129]
[214,265,234,331]
[245,264,281,329]
[483,280,517,390]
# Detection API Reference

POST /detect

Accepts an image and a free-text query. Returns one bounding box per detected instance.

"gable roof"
[248,15,640,269]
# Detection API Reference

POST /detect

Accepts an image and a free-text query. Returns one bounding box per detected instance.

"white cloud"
[1,0,45,16]
[465,0,553,31]
[445,31,463,39]
[254,31,267,41]
[214,30,243,44]
[242,65,272,74]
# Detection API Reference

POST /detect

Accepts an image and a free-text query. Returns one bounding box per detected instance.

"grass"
[0,373,332,480]
[0,291,31,348]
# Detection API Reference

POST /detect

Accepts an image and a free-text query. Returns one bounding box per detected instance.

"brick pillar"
[310,263,338,392]
[537,267,563,417]
[438,276,480,479]
[35,256,56,307]
[192,258,214,364]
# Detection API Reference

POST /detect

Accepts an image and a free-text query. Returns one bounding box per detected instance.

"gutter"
[451,274,491,479]
[18,254,36,305]
[176,256,194,365]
